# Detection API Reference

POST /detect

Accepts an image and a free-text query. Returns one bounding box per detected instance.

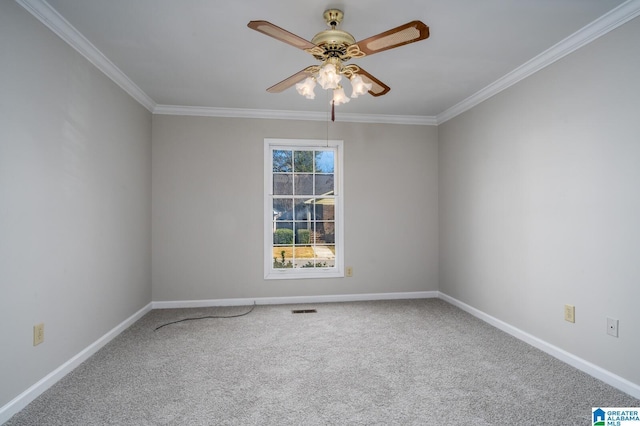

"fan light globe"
[296,77,316,99]
[350,74,372,98]
[317,63,342,90]
[332,86,350,106]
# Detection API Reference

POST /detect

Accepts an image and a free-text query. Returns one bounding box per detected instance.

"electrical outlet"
[564,304,575,323]
[607,317,619,337]
[33,323,44,346]
[345,266,353,277]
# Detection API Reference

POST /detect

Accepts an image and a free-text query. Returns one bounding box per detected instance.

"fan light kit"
[248,10,429,118]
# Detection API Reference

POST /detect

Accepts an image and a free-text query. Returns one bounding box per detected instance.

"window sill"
[264,268,344,280]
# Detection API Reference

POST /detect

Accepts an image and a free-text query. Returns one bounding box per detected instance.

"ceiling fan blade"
[356,68,390,97]
[355,21,429,56]
[248,20,316,50]
[266,68,314,93]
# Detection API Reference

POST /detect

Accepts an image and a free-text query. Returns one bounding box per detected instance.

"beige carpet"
[6,299,639,425]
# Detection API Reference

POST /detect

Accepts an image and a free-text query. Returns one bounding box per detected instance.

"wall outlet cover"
[33,323,44,346]
[564,304,575,323]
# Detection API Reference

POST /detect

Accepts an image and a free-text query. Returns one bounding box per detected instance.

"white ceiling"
[23,0,637,121]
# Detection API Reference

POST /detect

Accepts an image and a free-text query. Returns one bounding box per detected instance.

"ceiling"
[25,0,634,121]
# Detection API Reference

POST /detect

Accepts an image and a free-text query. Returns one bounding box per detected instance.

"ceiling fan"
[248,9,429,110]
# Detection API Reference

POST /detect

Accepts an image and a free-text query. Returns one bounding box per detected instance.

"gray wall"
[0,1,152,408]
[439,17,640,384]
[3,0,639,412]
[152,116,439,301]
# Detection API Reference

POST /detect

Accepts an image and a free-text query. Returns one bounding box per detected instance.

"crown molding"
[18,0,639,125]
[153,105,438,126]
[15,0,433,126]
[16,0,156,112]
[436,0,640,124]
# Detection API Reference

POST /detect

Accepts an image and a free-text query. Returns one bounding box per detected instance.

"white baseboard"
[151,291,438,309]
[4,290,638,424]
[2,291,432,422]
[0,303,153,424]
[438,292,640,399]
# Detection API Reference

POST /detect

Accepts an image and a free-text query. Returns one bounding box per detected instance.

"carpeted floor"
[6,299,639,425]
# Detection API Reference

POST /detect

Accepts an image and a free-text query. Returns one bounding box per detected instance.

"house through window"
[264,139,344,279]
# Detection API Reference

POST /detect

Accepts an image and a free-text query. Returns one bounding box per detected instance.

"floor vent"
[292,309,317,314]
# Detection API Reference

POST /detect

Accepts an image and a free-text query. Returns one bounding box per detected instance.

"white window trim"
[264,138,344,280]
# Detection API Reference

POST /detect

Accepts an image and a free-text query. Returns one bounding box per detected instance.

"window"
[264,138,344,279]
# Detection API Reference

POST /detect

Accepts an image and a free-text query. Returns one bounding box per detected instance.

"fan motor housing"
[310,9,356,60]
[311,29,356,59]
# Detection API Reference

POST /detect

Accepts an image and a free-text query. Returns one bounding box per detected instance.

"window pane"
[315,174,334,195]
[273,150,292,172]
[273,174,293,195]
[273,199,292,220]
[294,246,314,265]
[294,222,312,245]
[315,151,334,173]
[316,221,335,244]
[294,151,314,172]
[273,222,293,245]
[293,199,314,220]
[294,174,313,195]
[272,247,293,269]
[314,202,335,221]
